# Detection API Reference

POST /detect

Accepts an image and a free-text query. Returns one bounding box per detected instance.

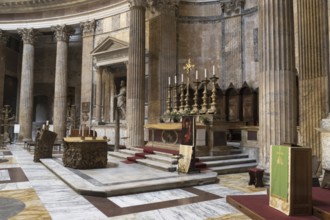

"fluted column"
[52,25,73,140]
[127,0,147,147]
[95,66,103,123]
[295,0,329,159]
[103,68,111,123]
[17,28,38,141]
[148,0,179,123]
[80,20,95,124]
[0,30,8,107]
[258,0,297,167]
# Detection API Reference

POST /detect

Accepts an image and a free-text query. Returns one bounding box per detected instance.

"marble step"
[210,162,258,175]
[203,158,257,168]
[198,154,249,162]
[108,151,133,160]
[136,158,177,172]
[144,154,178,165]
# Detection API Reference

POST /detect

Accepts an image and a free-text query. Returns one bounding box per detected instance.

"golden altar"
[63,137,108,169]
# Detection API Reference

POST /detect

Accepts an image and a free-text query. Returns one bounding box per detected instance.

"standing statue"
[115,80,126,120]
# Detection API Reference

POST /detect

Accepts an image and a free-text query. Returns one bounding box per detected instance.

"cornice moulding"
[0,2,129,31]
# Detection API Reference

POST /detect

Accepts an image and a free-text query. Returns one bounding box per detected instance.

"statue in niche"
[115,80,126,120]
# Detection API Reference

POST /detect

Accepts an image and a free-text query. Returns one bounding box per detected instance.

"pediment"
[91,36,129,66]
[91,36,128,55]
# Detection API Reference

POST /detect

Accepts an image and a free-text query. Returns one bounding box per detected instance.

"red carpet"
[227,187,330,220]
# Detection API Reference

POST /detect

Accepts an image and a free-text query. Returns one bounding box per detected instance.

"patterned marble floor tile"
[0,188,51,220]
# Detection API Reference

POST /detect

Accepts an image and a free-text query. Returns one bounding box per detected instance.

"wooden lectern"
[269,145,312,216]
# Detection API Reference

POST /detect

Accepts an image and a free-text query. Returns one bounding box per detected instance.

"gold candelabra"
[184,83,190,112]
[172,84,178,113]
[165,85,172,115]
[183,59,195,112]
[207,76,219,114]
[199,79,210,114]
[190,80,200,114]
[179,82,185,114]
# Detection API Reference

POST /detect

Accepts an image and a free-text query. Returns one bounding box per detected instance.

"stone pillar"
[95,66,103,123]
[294,0,329,159]
[258,0,297,167]
[127,0,147,147]
[103,68,111,123]
[80,20,95,124]
[148,0,179,123]
[0,30,8,107]
[52,25,73,140]
[17,28,38,141]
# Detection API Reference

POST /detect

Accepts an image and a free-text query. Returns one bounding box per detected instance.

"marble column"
[294,0,329,159]
[52,25,74,140]
[80,20,95,124]
[148,0,179,123]
[127,0,147,147]
[17,28,38,141]
[258,0,297,167]
[0,30,8,107]
[95,66,103,123]
[103,68,111,123]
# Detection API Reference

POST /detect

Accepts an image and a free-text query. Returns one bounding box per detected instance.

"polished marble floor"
[0,144,266,220]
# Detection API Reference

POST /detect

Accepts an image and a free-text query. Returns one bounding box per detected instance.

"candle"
[82,125,85,137]
[168,76,171,85]
[196,70,198,80]
[175,75,177,84]
[46,120,49,125]
[204,69,207,79]
[181,73,183,83]
[213,65,215,75]
[42,124,45,130]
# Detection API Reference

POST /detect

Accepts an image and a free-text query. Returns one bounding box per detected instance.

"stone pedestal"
[318,115,330,169]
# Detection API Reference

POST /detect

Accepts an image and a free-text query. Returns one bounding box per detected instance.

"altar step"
[109,147,258,174]
[108,147,177,172]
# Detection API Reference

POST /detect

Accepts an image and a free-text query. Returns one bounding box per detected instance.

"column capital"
[220,0,245,15]
[51,25,74,42]
[148,0,179,14]
[0,29,8,45]
[17,28,39,45]
[128,0,148,8]
[80,20,96,37]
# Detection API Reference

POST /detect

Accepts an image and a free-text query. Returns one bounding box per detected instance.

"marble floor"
[0,144,267,220]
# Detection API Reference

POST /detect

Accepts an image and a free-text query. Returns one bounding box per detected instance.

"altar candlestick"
[213,65,215,75]
[204,69,207,79]
[181,73,183,83]
[175,75,177,84]
[168,76,171,85]
[196,70,198,80]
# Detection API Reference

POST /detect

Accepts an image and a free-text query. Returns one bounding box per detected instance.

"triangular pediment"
[91,36,128,55]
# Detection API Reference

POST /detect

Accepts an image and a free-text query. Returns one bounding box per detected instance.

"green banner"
[270,145,289,201]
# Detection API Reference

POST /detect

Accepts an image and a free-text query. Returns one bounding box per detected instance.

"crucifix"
[183,58,195,111]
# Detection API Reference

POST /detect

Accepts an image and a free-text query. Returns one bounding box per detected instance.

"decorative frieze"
[220,0,245,15]
[80,20,95,37]
[17,28,39,45]
[51,25,74,42]
[148,0,179,13]
[128,0,148,8]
